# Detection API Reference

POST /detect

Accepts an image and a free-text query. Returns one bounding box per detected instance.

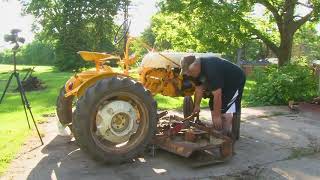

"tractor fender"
[65,72,130,98]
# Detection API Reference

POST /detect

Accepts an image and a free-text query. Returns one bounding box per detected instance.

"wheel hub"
[96,100,138,143]
[111,112,130,133]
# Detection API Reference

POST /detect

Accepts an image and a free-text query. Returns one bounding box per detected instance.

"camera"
[4,29,25,44]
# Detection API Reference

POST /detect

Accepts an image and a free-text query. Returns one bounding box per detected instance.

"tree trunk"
[236,48,243,66]
[277,32,294,67]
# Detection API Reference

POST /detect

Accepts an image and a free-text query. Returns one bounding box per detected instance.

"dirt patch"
[18,76,46,91]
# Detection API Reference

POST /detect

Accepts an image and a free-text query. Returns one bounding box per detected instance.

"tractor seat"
[78,51,120,62]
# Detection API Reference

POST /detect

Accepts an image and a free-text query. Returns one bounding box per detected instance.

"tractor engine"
[140,67,194,97]
[139,52,220,97]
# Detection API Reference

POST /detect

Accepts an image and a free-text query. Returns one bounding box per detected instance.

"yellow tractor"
[56,28,235,164]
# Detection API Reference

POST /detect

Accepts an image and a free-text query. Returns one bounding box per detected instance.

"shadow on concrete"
[27,135,78,180]
[26,134,199,180]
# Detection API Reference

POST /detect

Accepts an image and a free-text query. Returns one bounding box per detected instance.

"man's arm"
[212,88,222,129]
[193,85,203,113]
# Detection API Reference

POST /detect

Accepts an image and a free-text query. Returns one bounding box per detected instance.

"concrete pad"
[298,102,320,121]
[1,106,320,180]
[258,154,320,180]
[197,106,292,121]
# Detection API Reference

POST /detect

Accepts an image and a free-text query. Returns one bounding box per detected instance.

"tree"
[293,22,320,61]
[19,40,55,65]
[243,40,268,61]
[141,27,156,48]
[155,0,320,66]
[130,26,157,61]
[0,41,54,65]
[152,2,249,57]
[245,0,320,66]
[21,0,124,71]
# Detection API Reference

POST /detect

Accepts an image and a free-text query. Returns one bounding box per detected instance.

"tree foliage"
[152,0,320,65]
[20,0,124,71]
[130,26,156,62]
[152,1,250,60]
[0,41,54,65]
[293,23,320,61]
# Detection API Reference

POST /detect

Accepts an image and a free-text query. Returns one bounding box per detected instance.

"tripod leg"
[0,73,14,104]
[16,75,31,129]
[26,107,44,145]
[16,73,44,145]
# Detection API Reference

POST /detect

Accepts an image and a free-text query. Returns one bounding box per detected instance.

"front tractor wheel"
[56,86,74,126]
[73,77,157,163]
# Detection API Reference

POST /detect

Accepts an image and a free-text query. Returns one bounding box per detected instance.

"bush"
[54,44,90,72]
[249,61,318,106]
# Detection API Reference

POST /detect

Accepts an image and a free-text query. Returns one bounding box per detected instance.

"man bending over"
[181,56,246,137]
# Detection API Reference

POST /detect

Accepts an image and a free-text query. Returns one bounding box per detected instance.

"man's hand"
[193,105,201,114]
[213,116,222,130]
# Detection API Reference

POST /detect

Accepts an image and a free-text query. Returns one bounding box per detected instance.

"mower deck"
[153,112,233,167]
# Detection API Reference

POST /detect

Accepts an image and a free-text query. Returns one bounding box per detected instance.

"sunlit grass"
[242,79,256,107]
[0,64,72,175]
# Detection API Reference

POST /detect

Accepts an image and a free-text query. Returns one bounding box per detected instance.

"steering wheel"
[114,19,131,45]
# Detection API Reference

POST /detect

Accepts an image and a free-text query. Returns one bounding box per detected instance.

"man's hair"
[180,55,196,75]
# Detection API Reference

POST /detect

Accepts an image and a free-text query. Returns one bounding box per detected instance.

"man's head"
[180,55,201,77]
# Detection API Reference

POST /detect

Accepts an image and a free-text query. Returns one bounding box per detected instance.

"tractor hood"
[140,52,221,69]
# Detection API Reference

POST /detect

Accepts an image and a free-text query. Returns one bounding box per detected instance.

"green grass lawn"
[0,64,72,175]
[0,64,255,175]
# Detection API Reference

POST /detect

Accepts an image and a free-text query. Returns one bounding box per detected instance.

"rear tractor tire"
[72,77,157,163]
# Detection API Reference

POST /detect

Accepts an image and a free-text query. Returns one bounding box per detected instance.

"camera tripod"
[0,43,44,145]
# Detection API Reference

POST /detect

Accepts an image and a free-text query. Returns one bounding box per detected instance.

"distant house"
[240,58,277,76]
